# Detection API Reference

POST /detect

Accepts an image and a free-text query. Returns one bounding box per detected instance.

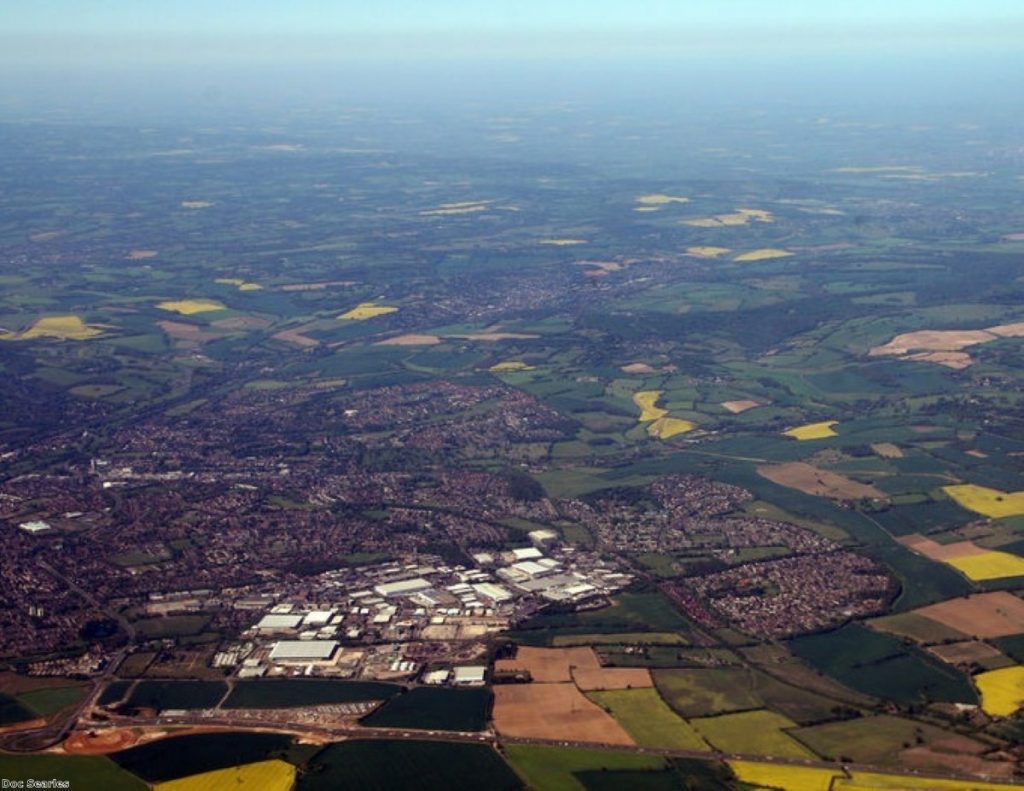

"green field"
[503,744,667,791]
[788,624,977,705]
[690,709,815,759]
[111,732,296,783]
[576,759,746,791]
[15,684,87,716]
[360,687,490,731]
[791,714,970,765]
[588,688,709,751]
[299,740,521,791]
[0,755,145,791]
[0,693,37,725]
[653,668,763,717]
[124,680,227,711]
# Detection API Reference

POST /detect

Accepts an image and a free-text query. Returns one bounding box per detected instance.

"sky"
[4,0,1024,65]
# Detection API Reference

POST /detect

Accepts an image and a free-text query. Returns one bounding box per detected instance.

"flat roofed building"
[256,614,303,631]
[269,640,339,663]
[452,665,487,686]
[472,582,513,603]
[302,610,336,627]
[18,521,52,534]
[511,547,543,561]
[511,560,555,578]
[374,577,433,598]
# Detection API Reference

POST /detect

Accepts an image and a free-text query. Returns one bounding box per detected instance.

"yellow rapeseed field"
[215,278,263,291]
[686,246,731,258]
[732,761,1024,791]
[734,248,794,262]
[338,303,399,320]
[490,361,534,372]
[633,391,668,422]
[156,299,226,315]
[943,484,1024,518]
[636,194,690,205]
[648,417,695,439]
[730,761,840,791]
[974,666,1024,717]
[682,208,774,228]
[2,315,104,341]
[837,770,1024,790]
[154,760,295,791]
[945,551,1024,581]
[783,421,838,440]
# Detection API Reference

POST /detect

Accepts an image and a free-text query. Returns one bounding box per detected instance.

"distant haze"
[1,1,1023,121]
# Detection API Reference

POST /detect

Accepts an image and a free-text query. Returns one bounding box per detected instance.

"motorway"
[94,712,1022,787]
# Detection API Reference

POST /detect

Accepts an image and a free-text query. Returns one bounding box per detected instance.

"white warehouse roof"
[375,578,433,598]
[257,614,303,630]
[269,640,339,661]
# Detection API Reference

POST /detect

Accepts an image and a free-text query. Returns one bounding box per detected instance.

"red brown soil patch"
[0,718,46,734]
[495,646,601,683]
[157,320,220,344]
[870,329,996,356]
[272,328,320,348]
[492,683,634,746]
[64,728,138,754]
[899,534,987,562]
[621,362,657,374]
[375,334,442,346]
[757,462,886,501]
[989,322,1024,338]
[212,316,272,330]
[927,641,1009,667]
[915,592,1024,638]
[572,667,653,691]
[905,351,973,369]
[899,746,1015,779]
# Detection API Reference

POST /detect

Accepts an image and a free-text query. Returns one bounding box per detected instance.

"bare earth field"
[870,322,1024,368]
[621,362,657,374]
[927,641,1011,668]
[757,462,886,500]
[491,683,635,745]
[494,646,601,683]
[871,442,904,458]
[212,316,272,331]
[375,334,442,346]
[127,249,158,259]
[900,745,1016,780]
[571,667,653,692]
[157,320,220,344]
[63,728,139,754]
[272,328,320,348]
[899,534,985,561]
[914,592,1024,638]
[722,400,761,414]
